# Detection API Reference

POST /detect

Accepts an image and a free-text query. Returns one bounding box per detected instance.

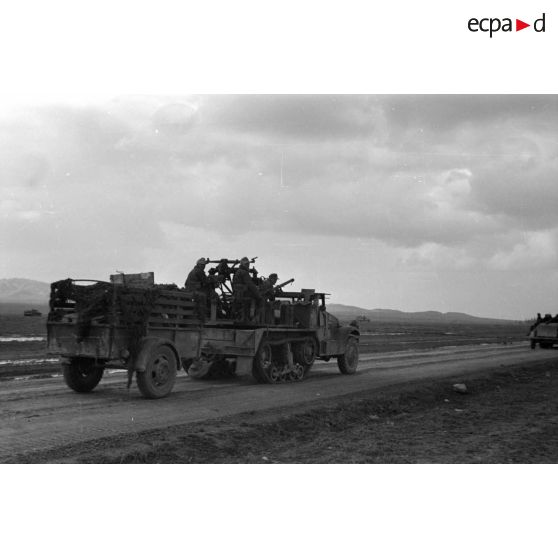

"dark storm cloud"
[201,95,386,140]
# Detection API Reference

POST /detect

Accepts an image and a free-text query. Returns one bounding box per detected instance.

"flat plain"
[2,314,556,464]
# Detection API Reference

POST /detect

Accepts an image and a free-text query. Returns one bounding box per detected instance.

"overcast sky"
[1,94,557,319]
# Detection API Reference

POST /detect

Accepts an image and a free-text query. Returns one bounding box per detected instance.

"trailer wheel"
[252,342,273,383]
[530,340,536,349]
[62,358,104,393]
[137,346,177,399]
[338,337,359,375]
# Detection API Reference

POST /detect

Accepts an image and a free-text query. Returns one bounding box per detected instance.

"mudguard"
[338,326,360,349]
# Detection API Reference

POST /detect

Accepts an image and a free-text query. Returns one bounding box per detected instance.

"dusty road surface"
[1,341,556,462]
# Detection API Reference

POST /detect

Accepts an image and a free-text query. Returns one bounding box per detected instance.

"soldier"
[185,258,211,319]
[232,257,262,320]
[185,258,209,292]
[259,273,279,301]
[530,313,543,332]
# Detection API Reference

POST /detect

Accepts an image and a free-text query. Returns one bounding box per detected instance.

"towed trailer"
[47,274,360,398]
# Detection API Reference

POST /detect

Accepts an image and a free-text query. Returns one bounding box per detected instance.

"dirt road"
[1,342,556,461]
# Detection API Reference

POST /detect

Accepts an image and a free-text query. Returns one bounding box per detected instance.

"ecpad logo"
[468,13,546,37]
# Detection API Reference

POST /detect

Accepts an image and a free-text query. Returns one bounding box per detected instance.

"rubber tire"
[530,340,536,349]
[252,342,274,383]
[338,337,359,375]
[137,346,177,399]
[63,358,104,393]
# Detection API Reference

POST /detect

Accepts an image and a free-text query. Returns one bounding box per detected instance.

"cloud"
[1,94,558,288]
[201,95,388,140]
[487,230,558,271]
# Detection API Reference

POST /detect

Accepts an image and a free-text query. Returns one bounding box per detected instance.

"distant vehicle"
[23,309,42,317]
[528,313,558,349]
[356,315,370,322]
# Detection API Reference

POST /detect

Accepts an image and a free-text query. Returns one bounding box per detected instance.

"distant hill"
[0,278,51,304]
[0,279,50,314]
[0,278,519,323]
[327,304,519,324]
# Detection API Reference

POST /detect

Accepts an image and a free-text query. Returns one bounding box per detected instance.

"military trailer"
[46,266,360,399]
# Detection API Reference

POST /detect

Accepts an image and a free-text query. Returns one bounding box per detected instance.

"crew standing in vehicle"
[232,257,262,319]
[259,273,279,301]
[185,258,211,319]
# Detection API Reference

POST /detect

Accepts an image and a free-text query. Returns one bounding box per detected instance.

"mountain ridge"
[325,304,521,324]
[0,278,51,303]
[0,278,521,323]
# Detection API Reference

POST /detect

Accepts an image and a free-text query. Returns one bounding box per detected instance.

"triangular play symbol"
[516,19,530,31]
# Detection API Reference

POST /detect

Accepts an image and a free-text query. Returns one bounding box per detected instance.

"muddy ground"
[9,358,556,464]
[3,316,554,464]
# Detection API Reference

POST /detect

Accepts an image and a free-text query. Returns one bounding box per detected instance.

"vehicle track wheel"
[137,346,177,399]
[252,342,274,383]
[269,365,282,383]
[338,337,359,375]
[290,363,305,382]
[294,339,317,376]
[62,358,104,393]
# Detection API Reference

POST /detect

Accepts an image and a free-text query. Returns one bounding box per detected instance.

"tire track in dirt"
[1,343,557,461]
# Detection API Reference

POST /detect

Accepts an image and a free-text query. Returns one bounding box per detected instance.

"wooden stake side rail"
[147,319,202,327]
[48,285,325,329]
[154,294,197,306]
[117,296,196,308]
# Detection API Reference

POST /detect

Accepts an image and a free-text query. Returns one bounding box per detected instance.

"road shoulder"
[7,358,557,464]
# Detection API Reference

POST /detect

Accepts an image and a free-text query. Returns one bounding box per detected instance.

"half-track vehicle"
[46,261,360,398]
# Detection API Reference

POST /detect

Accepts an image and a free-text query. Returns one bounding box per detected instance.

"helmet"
[197,258,207,266]
[240,257,250,265]
[269,273,278,279]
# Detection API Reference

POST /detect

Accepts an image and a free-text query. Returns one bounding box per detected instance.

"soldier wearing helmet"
[259,273,279,301]
[232,257,262,320]
[185,258,212,320]
[185,258,209,292]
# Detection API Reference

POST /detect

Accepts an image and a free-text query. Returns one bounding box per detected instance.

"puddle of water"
[361,332,406,336]
[0,358,58,366]
[0,336,46,342]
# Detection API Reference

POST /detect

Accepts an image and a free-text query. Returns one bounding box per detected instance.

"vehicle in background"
[23,309,42,317]
[528,313,558,349]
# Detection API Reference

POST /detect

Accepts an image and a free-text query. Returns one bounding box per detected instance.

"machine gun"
[207,257,258,283]
[206,257,258,269]
[260,277,295,300]
[206,256,258,288]
[205,257,260,311]
[274,278,295,292]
